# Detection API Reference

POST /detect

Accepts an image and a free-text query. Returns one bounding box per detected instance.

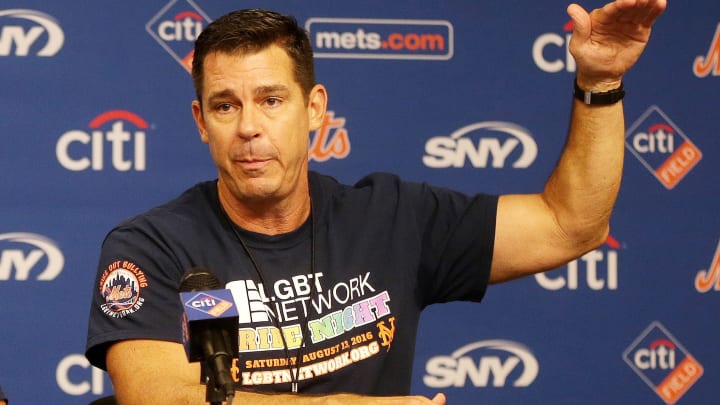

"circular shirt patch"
[98,260,148,318]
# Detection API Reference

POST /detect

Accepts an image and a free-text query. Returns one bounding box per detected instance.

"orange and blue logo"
[99,260,149,319]
[625,105,702,189]
[693,23,720,78]
[623,321,703,404]
[695,239,720,293]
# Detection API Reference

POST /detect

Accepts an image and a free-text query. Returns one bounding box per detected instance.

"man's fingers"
[431,393,447,404]
[567,4,591,39]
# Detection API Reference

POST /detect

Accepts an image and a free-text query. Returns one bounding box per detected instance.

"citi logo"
[146,0,211,73]
[0,232,64,281]
[56,110,150,172]
[625,105,702,189]
[423,121,537,169]
[633,339,677,371]
[423,340,538,388]
[535,235,619,291]
[693,22,720,78]
[0,9,64,57]
[533,20,575,73]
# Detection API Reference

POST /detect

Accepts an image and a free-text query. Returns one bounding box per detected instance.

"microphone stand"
[204,356,233,405]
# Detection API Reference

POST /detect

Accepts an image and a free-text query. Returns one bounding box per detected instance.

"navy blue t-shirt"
[85,171,497,395]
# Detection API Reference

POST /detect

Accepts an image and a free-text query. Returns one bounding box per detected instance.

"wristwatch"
[573,79,625,105]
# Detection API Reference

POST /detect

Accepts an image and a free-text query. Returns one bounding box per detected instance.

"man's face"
[192,45,326,206]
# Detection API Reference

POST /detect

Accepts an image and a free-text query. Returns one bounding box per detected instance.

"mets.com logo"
[623,321,703,404]
[625,105,702,189]
[146,0,211,73]
[306,18,453,60]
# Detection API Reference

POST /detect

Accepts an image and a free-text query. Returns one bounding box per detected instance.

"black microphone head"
[179,267,222,292]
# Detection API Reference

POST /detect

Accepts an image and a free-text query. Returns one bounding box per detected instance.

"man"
[86,1,666,404]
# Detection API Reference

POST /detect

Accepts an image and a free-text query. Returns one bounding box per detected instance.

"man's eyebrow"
[206,89,237,103]
[254,84,290,97]
[206,85,290,103]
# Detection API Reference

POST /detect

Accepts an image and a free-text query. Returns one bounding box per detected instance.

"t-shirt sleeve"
[85,222,185,370]
[409,181,498,306]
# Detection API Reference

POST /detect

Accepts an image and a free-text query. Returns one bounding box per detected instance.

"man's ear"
[307,84,328,131]
[191,100,209,144]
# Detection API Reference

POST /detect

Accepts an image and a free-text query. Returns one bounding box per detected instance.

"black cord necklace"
[220,199,315,394]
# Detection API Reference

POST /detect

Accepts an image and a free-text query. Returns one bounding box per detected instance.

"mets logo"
[145,0,211,73]
[99,260,149,318]
[693,22,720,78]
[623,321,703,404]
[376,316,396,352]
[625,105,702,189]
[695,238,720,293]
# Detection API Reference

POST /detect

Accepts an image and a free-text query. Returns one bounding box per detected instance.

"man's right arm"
[107,340,445,404]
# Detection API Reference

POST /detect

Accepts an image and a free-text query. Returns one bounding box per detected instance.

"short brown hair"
[191,9,316,104]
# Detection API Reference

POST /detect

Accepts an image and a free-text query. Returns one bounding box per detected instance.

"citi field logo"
[533,20,576,73]
[56,110,150,172]
[0,232,64,281]
[184,292,234,317]
[146,0,211,73]
[693,23,720,78]
[623,322,703,404]
[695,239,720,293]
[423,121,537,169]
[0,9,64,57]
[306,18,453,60]
[535,235,620,291]
[625,105,702,189]
[424,340,538,388]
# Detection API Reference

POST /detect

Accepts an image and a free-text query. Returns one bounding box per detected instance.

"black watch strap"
[573,79,625,105]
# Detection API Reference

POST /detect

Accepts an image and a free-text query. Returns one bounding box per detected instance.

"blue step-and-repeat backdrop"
[1,1,718,404]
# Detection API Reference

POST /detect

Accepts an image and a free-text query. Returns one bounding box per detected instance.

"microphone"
[179,268,238,404]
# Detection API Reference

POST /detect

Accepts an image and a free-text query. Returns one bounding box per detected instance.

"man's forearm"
[542,96,625,249]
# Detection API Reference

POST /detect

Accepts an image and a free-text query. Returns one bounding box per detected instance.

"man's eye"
[265,97,281,107]
[217,103,233,112]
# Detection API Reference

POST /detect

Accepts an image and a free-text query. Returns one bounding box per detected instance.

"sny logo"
[0,232,64,281]
[625,105,702,189]
[695,239,720,293]
[0,9,64,57]
[146,0,211,73]
[623,321,703,404]
[56,110,150,172]
[424,340,538,388]
[693,23,720,78]
[423,121,537,169]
